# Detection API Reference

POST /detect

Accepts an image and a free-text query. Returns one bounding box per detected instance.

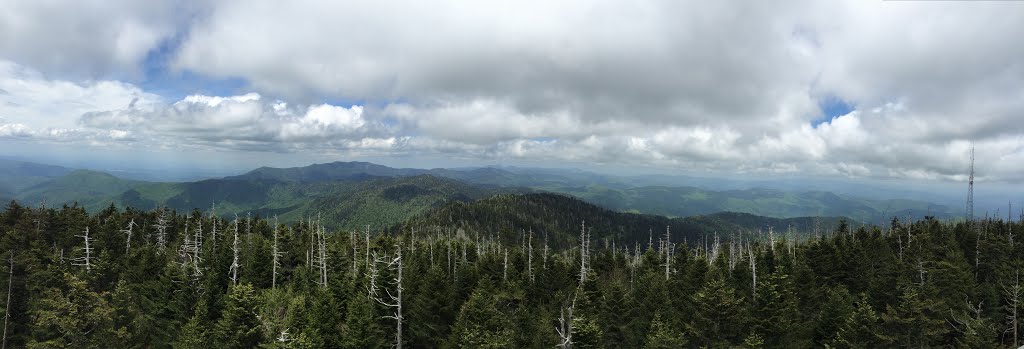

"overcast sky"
[2,0,1024,188]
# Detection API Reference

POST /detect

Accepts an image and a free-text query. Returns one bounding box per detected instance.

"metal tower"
[966,144,975,222]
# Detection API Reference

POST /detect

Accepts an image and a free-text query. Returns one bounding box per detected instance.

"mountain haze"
[0,159,953,229]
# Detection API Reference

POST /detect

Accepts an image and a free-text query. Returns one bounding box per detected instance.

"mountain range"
[0,159,955,231]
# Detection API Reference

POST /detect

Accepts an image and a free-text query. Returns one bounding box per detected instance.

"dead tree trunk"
[648,229,653,252]
[367,252,379,299]
[749,247,756,299]
[193,219,203,277]
[152,206,169,253]
[555,297,575,349]
[579,221,587,285]
[503,248,509,283]
[230,216,240,285]
[209,205,218,252]
[194,215,204,256]
[1006,270,1021,348]
[272,217,281,289]
[351,229,359,274]
[246,212,252,246]
[2,250,12,349]
[365,225,371,271]
[73,227,94,272]
[372,244,404,349]
[664,225,671,280]
[897,233,904,262]
[312,222,328,288]
[121,219,137,254]
[528,229,534,283]
[543,232,549,270]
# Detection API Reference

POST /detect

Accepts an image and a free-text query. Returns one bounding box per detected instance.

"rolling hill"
[542,185,951,223]
[16,169,143,210]
[0,159,72,197]
[230,161,954,222]
[1,160,954,228]
[23,170,507,230]
[396,192,850,249]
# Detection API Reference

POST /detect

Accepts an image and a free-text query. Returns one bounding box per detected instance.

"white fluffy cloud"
[78,91,389,152]
[2,1,1024,183]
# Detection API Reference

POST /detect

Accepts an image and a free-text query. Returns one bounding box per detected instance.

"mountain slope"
[0,159,72,195]
[230,161,428,182]
[232,161,952,222]
[116,174,507,229]
[283,175,509,229]
[396,193,850,248]
[16,170,142,210]
[1,160,954,226]
[535,184,952,223]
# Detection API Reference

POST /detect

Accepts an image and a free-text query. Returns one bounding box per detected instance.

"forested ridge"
[0,159,954,226]
[0,198,1022,348]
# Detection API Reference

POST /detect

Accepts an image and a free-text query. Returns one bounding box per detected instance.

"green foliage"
[643,313,686,348]
[0,199,1021,348]
[826,293,882,348]
[26,271,119,349]
[175,302,209,349]
[447,281,516,348]
[878,286,947,348]
[342,287,386,349]
[690,277,746,347]
[214,284,264,348]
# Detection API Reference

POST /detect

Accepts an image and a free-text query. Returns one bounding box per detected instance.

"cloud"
[174,0,823,130]
[3,1,1024,184]
[77,92,391,152]
[0,1,202,79]
[0,60,158,130]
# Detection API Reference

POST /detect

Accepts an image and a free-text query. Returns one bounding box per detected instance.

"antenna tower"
[966,144,975,222]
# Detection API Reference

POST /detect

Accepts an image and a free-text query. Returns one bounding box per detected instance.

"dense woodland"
[0,198,1022,348]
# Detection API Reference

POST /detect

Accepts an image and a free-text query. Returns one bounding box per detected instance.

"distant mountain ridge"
[0,159,73,198]
[230,161,429,182]
[0,159,954,228]
[228,161,954,222]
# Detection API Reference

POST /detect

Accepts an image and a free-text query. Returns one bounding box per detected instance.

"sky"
[2,0,1024,193]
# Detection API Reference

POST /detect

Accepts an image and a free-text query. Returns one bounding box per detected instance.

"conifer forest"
[4,1,1024,348]
[0,199,1021,348]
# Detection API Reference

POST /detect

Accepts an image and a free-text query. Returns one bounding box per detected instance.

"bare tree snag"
[1005,270,1021,348]
[272,216,282,289]
[72,227,94,272]
[372,244,404,349]
[121,219,138,253]
[664,225,671,280]
[152,206,169,252]
[230,215,240,285]
[2,250,12,349]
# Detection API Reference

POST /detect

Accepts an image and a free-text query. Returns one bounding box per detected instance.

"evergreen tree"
[26,271,118,349]
[828,293,881,349]
[446,281,515,348]
[642,312,686,348]
[878,286,946,348]
[174,302,209,349]
[690,277,745,347]
[214,284,264,348]
[342,285,386,349]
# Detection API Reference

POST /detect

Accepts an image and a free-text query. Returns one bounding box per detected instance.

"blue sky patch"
[813,96,854,127]
[138,34,248,100]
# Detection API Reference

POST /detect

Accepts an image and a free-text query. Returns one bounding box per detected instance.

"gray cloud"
[2,1,1024,183]
[0,1,203,79]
